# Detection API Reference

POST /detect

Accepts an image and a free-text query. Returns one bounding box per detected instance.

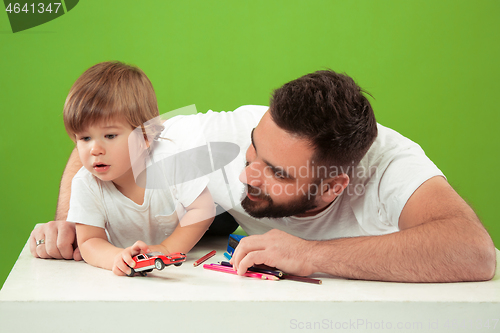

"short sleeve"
[377,145,445,227]
[172,177,210,208]
[66,169,107,228]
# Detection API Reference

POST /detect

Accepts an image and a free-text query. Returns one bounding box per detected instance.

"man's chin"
[241,197,298,219]
[240,195,318,219]
[241,196,270,219]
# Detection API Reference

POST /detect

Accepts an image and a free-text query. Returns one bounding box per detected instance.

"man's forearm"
[55,148,82,220]
[310,218,496,282]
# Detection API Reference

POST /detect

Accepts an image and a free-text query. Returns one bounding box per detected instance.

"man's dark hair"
[270,70,377,176]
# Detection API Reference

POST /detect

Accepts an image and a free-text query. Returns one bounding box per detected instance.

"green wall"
[1,0,498,288]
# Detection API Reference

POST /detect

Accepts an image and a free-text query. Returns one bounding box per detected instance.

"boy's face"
[75,119,135,187]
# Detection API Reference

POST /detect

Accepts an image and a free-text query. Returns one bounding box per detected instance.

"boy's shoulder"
[71,167,104,191]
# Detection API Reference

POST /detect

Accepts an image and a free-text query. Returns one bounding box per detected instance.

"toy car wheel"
[127,268,136,277]
[174,263,183,267]
[155,258,165,270]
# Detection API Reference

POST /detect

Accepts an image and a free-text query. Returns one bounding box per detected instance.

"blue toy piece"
[227,234,246,256]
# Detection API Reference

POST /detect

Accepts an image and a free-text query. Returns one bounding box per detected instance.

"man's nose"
[239,162,262,187]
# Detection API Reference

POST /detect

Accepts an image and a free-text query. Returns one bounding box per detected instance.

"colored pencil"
[282,274,322,285]
[193,250,216,267]
[219,261,284,278]
[209,264,280,281]
[215,261,320,284]
[223,252,232,261]
[203,264,279,281]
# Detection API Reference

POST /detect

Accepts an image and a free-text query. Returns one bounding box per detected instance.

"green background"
[0,0,498,288]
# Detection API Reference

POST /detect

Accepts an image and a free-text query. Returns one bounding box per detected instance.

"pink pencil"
[206,264,277,280]
[209,264,276,280]
[203,264,279,281]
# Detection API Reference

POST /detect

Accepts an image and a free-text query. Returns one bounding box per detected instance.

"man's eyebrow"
[264,161,295,180]
[250,128,257,153]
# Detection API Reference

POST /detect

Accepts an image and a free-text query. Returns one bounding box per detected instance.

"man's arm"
[54,148,82,221]
[231,176,497,282]
[29,148,83,260]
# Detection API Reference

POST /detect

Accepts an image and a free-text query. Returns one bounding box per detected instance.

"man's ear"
[318,173,350,204]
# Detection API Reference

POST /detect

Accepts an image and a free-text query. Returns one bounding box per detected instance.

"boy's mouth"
[93,163,110,172]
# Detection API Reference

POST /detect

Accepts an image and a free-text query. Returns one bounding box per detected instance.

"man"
[31,70,496,282]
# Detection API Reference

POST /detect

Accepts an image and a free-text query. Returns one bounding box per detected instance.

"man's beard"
[240,184,318,219]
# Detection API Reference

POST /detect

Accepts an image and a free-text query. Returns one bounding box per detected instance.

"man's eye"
[274,172,285,179]
[105,134,117,139]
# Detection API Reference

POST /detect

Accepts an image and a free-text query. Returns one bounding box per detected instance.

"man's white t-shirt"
[162,105,444,240]
[66,130,209,248]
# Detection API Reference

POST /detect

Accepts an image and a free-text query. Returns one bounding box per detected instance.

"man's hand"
[29,221,82,261]
[113,241,151,276]
[230,229,315,276]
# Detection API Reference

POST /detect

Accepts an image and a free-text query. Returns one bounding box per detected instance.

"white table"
[1,236,499,333]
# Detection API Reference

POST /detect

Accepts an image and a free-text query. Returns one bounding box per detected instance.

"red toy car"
[127,252,186,276]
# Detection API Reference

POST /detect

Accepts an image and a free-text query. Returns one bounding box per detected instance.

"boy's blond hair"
[63,61,163,141]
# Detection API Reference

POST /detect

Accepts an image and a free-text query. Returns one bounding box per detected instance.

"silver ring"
[36,239,45,246]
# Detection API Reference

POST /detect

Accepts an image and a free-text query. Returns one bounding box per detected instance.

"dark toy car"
[127,251,186,276]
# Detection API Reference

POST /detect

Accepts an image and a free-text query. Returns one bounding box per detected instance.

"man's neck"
[294,198,337,218]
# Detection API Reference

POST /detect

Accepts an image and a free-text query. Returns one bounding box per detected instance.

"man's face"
[238,111,323,218]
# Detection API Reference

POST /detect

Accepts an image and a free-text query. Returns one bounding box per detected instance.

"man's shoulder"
[361,123,426,167]
[163,105,267,124]
[201,105,268,126]
[162,105,267,147]
[350,123,442,200]
[375,123,422,149]
[231,105,268,117]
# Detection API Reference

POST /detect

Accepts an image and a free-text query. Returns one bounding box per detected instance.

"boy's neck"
[112,168,145,205]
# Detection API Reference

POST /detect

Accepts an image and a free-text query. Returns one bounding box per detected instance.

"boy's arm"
[76,224,150,276]
[149,187,216,255]
[29,148,83,260]
[76,224,120,270]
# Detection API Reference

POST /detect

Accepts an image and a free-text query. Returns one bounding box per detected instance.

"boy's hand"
[29,221,82,261]
[112,241,151,276]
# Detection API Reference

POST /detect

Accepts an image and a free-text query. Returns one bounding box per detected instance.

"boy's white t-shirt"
[162,105,445,240]
[67,131,209,248]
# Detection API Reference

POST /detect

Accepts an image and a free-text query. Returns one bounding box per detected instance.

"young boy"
[64,61,215,276]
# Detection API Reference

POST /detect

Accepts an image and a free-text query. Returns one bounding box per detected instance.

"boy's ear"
[319,173,350,204]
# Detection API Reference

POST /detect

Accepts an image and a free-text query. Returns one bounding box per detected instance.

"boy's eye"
[80,136,91,142]
[105,134,117,139]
